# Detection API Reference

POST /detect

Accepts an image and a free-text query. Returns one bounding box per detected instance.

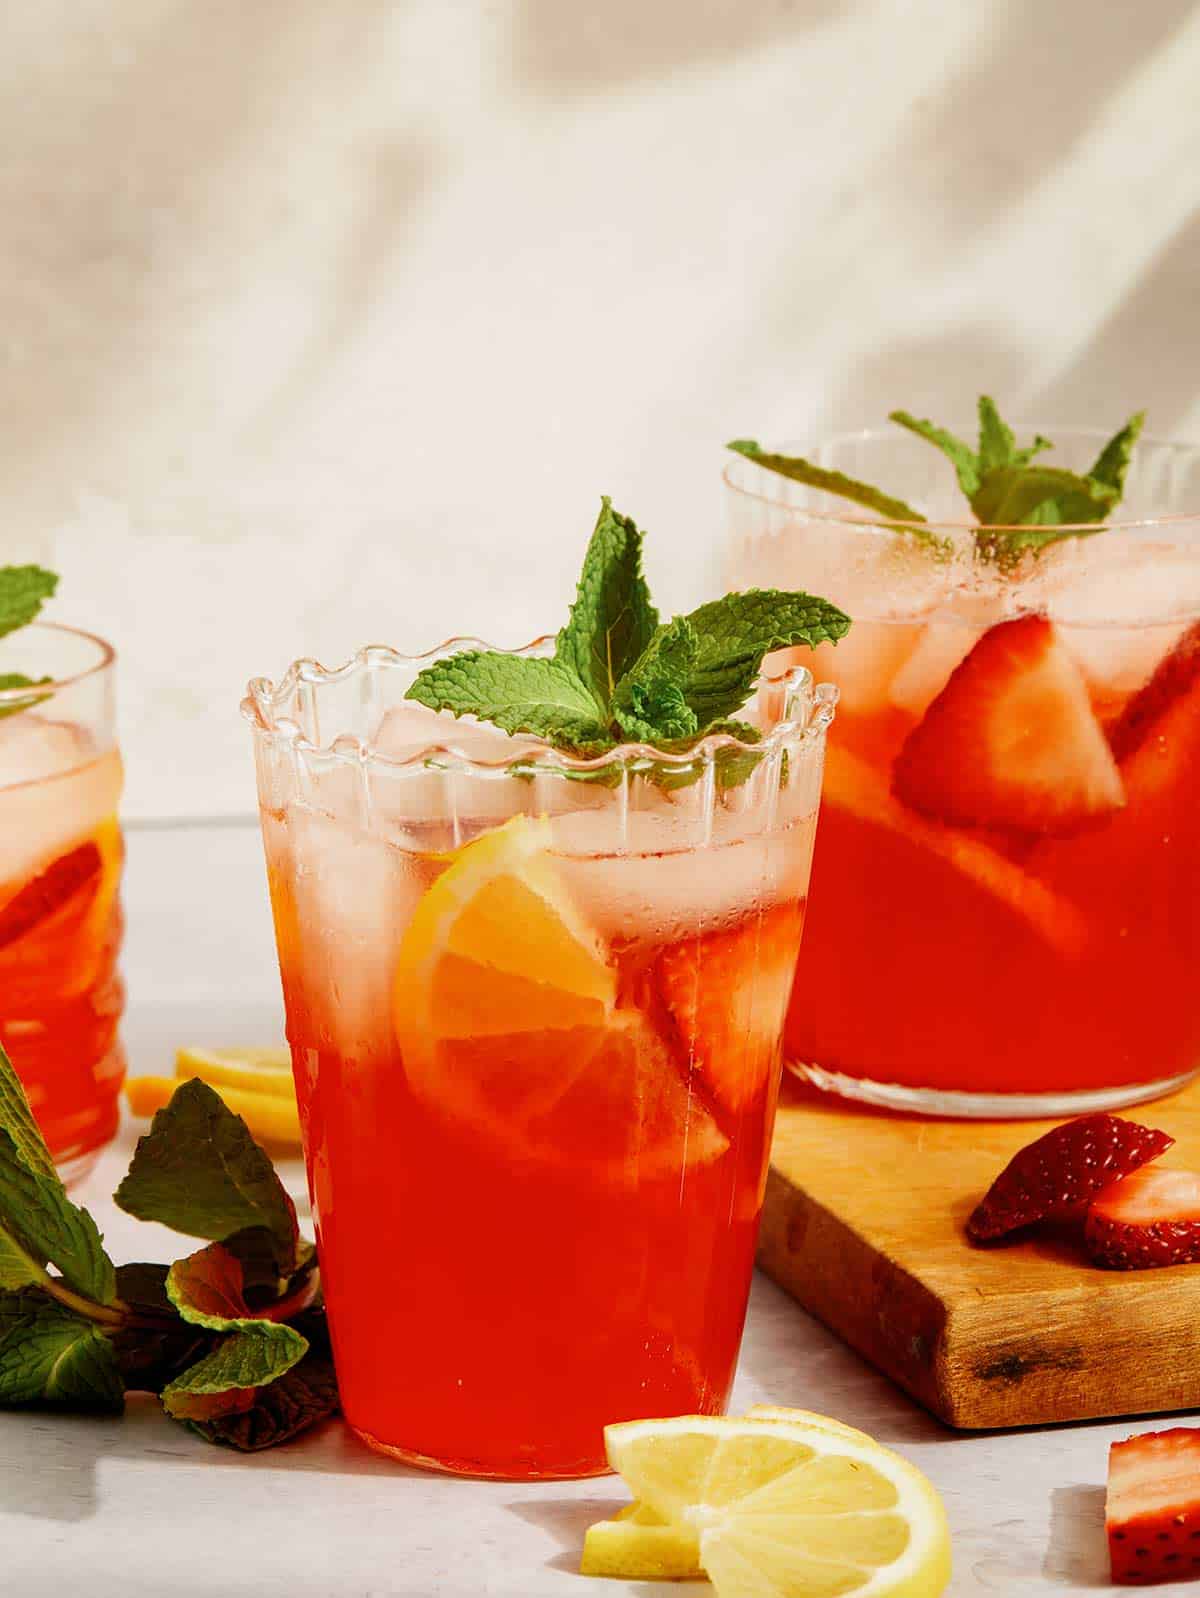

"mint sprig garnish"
[0,1047,336,1451]
[729,399,1146,567]
[406,497,850,774]
[0,566,59,721]
[726,439,927,526]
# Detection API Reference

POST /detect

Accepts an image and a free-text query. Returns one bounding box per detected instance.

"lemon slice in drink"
[393,816,727,1183]
[604,1414,951,1597]
[394,815,616,1039]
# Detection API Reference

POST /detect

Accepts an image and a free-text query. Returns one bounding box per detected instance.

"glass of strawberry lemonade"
[244,504,840,1477]
[0,622,124,1180]
[727,419,1200,1116]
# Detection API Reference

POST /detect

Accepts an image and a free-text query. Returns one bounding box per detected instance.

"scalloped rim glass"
[723,425,1200,536]
[242,634,838,776]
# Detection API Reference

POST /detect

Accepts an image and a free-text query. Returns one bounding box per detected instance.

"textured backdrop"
[3,0,1198,816]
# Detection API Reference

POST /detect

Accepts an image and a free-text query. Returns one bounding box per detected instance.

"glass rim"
[243,635,837,776]
[722,423,1200,535]
[0,621,116,706]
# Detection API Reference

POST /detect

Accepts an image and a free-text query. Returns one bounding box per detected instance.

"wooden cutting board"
[757,1075,1200,1430]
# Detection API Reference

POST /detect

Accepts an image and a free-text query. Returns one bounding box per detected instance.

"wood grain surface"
[757,1076,1200,1429]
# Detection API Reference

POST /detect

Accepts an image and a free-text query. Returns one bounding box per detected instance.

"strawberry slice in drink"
[966,1113,1173,1242]
[1086,1166,1200,1269]
[654,902,805,1120]
[892,615,1125,835]
[0,840,105,952]
[1107,1427,1200,1584]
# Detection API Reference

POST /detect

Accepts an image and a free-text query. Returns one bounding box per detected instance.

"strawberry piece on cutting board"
[1086,1166,1200,1270]
[966,1113,1173,1242]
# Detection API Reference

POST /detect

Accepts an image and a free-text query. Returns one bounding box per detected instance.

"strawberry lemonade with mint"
[727,408,1200,1115]
[0,591,125,1181]
[245,501,843,1477]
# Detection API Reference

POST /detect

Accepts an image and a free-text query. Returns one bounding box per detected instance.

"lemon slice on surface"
[393,816,727,1183]
[175,1045,294,1099]
[604,1415,951,1598]
[581,1508,704,1580]
[126,1076,301,1149]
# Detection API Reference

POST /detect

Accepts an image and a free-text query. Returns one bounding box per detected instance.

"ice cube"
[0,715,89,789]
[284,808,430,1058]
[372,704,543,765]
[802,620,926,716]
[888,622,983,717]
[1040,538,1200,698]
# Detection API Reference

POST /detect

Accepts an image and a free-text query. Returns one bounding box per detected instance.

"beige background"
[4,0,1198,817]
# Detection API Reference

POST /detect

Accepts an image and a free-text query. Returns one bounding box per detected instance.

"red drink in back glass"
[727,428,1200,1117]
[245,643,832,1477]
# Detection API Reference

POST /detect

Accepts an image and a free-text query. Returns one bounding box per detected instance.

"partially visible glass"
[726,427,1200,1118]
[244,641,833,1479]
[0,623,124,1182]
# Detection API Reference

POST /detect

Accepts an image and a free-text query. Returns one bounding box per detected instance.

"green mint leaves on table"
[729,399,1146,568]
[406,497,850,771]
[0,565,59,719]
[0,1047,336,1451]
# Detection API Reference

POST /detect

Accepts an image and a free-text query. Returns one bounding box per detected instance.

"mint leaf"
[167,1238,314,1332]
[186,1309,337,1451]
[888,411,981,499]
[0,566,57,641]
[111,1263,209,1396]
[1089,410,1145,496]
[0,1043,57,1181]
[161,1322,307,1421]
[0,1049,116,1304]
[675,589,851,726]
[971,464,1119,528]
[0,1130,117,1304]
[0,674,53,721]
[976,396,1052,473]
[0,1289,123,1409]
[406,652,611,752]
[726,440,926,525]
[555,498,659,714]
[611,618,699,743]
[115,1079,299,1274]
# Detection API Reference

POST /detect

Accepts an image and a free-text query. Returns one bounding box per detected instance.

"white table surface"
[0,821,1171,1596]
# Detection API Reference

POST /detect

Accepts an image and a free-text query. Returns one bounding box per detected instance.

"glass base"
[56,1145,106,1190]
[351,1423,614,1480]
[789,1058,1200,1120]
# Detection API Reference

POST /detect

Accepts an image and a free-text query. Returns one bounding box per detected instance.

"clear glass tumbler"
[726,427,1200,1118]
[244,641,833,1478]
[0,623,124,1181]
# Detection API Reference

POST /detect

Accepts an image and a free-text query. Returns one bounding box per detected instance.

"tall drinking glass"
[727,428,1200,1118]
[244,642,832,1478]
[0,623,124,1181]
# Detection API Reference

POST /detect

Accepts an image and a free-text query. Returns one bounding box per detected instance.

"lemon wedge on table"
[124,1045,301,1150]
[585,1412,950,1596]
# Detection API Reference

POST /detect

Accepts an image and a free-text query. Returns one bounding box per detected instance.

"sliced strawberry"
[1109,620,1200,767]
[892,615,1125,834]
[1086,1166,1200,1270]
[1107,1427,1200,1584]
[654,901,804,1119]
[0,841,103,951]
[966,1114,1173,1243]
